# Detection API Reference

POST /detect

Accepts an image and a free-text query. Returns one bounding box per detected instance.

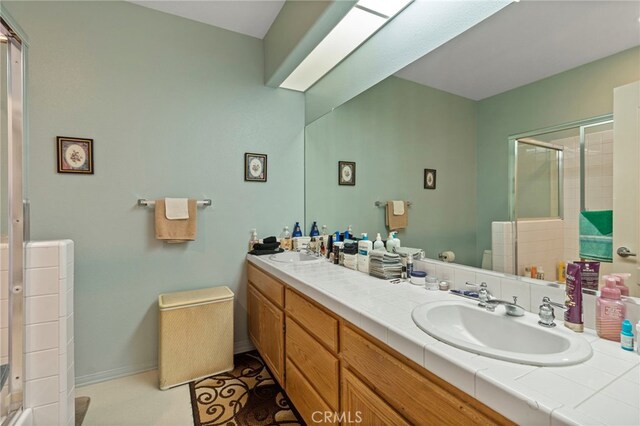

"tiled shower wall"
[0,240,75,426]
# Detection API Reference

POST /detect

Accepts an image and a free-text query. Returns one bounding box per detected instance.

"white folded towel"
[392,200,405,216]
[164,198,189,220]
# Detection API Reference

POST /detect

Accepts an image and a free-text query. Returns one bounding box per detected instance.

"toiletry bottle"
[280,226,292,251]
[292,222,303,238]
[406,254,413,277]
[344,225,352,241]
[612,273,631,296]
[309,221,320,237]
[321,224,328,236]
[393,232,401,248]
[621,320,634,351]
[557,261,566,284]
[248,229,259,252]
[357,233,372,273]
[596,277,626,341]
[386,232,400,252]
[524,266,531,278]
[373,233,385,251]
[564,263,584,332]
[530,266,538,279]
[334,231,341,243]
[537,267,545,280]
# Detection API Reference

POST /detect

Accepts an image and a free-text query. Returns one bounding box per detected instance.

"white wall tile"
[32,403,59,426]
[25,322,59,353]
[529,284,565,313]
[25,295,58,324]
[25,376,59,407]
[435,264,454,282]
[452,268,475,291]
[59,279,68,317]
[25,267,59,297]
[25,349,59,381]
[26,245,59,269]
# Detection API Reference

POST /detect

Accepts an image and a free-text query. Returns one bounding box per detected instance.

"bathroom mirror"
[303,0,640,294]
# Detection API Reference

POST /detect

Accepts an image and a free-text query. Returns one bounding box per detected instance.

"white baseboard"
[76,340,256,387]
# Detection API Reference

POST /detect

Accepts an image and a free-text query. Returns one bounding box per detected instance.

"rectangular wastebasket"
[158,286,234,390]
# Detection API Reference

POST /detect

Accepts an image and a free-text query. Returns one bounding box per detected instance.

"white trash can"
[158,286,234,390]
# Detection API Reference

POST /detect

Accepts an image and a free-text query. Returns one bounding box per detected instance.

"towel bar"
[375,201,412,207]
[137,198,212,207]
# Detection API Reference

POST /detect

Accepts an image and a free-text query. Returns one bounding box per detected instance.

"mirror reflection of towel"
[155,199,197,243]
[579,210,612,262]
[386,201,408,230]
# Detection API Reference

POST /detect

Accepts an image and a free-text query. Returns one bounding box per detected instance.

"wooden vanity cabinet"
[247,264,284,385]
[247,262,514,426]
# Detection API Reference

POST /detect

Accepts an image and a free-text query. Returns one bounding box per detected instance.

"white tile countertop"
[247,254,640,426]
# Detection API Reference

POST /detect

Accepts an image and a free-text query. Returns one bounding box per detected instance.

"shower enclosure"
[0,14,26,426]
[508,115,614,281]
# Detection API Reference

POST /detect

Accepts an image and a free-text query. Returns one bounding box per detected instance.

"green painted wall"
[475,46,640,262]
[5,1,305,384]
[306,76,478,265]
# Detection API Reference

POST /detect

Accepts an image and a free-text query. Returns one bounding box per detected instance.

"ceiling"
[395,1,640,101]
[129,0,285,39]
[128,1,639,99]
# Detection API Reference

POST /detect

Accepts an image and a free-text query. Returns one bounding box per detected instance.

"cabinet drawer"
[341,325,502,426]
[286,317,339,410]
[285,288,338,353]
[342,368,410,426]
[286,359,336,425]
[247,263,284,308]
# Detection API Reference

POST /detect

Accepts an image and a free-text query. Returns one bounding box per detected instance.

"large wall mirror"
[303,1,640,296]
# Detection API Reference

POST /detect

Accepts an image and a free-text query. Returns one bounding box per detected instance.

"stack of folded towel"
[369,249,402,279]
[249,236,284,256]
[343,242,358,270]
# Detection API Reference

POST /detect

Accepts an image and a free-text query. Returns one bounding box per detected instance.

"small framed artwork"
[338,161,356,186]
[244,153,267,182]
[57,136,94,174]
[424,168,437,189]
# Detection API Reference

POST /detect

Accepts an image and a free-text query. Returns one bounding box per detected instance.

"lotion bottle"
[386,232,399,252]
[357,233,372,273]
[373,233,385,251]
[248,229,259,252]
[596,277,626,341]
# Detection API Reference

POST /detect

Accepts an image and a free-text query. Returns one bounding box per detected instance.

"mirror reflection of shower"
[494,117,613,282]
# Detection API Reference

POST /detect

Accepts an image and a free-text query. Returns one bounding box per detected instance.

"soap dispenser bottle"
[373,233,385,251]
[309,221,320,237]
[292,222,303,238]
[344,225,352,241]
[612,273,631,296]
[280,226,292,251]
[596,277,626,341]
[386,232,399,252]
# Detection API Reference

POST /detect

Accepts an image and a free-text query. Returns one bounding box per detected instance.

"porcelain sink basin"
[269,251,322,264]
[411,300,592,366]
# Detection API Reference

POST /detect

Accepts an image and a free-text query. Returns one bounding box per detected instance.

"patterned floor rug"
[189,351,305,426]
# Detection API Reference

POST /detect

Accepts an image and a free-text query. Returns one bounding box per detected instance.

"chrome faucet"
[538,296,566,327]
[485,296,525,317]
[465,282,493,307]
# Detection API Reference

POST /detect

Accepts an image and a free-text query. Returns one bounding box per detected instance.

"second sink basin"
[412,300,592,366]
[268,251,322,264]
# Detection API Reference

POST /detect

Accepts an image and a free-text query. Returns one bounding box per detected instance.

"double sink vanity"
[247,253,640,425]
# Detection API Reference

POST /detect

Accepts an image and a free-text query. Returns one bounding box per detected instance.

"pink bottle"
[612,273,631,297]
[596,277,626,341]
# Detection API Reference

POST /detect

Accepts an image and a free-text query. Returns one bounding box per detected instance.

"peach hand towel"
[155,199,197,243]
[386,201,408,230]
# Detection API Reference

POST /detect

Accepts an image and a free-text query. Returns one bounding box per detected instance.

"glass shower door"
[0,16,25,425]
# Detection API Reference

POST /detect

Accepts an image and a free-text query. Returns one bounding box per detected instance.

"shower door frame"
[0,14,26,426]
[508,114,614,277]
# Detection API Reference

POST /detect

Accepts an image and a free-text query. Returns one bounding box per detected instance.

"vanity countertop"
[247,254,640,426]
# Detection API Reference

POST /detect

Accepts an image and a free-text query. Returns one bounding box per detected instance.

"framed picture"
[338,161,356,186]
[424,168,437,189]
[244,153,267,182]
[57,137,94,174]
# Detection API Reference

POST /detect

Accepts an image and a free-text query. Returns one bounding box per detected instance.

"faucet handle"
[512,296,518,305]
[538,297,566,327]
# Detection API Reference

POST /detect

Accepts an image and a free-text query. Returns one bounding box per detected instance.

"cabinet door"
[342,368,409,426]
[260,294,284,385]
[247,284,261,350]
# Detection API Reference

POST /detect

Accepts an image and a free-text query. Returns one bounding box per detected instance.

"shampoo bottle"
[309,221,320,237]
[596,277,626,341]
[373,233,385,251]
[564,263,584,332]
[292,222,303,238]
